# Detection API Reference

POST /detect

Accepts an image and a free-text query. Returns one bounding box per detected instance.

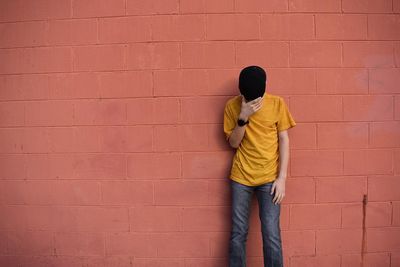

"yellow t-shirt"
[223,93,296,186]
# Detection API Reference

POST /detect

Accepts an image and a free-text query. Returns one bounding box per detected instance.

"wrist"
[239,113,248,121]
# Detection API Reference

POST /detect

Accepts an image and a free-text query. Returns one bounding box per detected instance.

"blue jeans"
[229,179,283,267]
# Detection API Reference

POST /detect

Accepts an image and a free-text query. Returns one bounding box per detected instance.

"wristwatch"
[237,118,249,127]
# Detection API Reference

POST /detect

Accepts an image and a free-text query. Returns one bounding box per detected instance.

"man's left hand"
[270,177,286,205]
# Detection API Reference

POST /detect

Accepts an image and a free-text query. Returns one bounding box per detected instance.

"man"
[223,65,296,267]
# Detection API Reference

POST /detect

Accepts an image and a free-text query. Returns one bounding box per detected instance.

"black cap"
[238,65,267,101]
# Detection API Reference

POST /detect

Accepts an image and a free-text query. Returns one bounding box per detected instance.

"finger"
[270,183,276,195]
[279,194,285,204]
[273,192,279,204]
[249,97,261,104]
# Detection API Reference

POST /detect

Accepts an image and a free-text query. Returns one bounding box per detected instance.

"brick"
[393,252,400,267]
[6,231,53,255]
[290,255,341,267]
[73,45,125,71]
[316,176,367,203]
[368,15,400,40]
[342,0,393,13]
[316,14,367,40]
[342,203,363,228]
[26,154,75,179]
[74,154,127,179]
[106,232,156,256]
[290,204,341,229]
[0,74,49,101]
[154,125,180,151]
[289,0,341,12]
[153,15,204,41]
[282,230,315,256]
[369,68,400,94]
[267,68,316,95]
[25,100,73,126]
[0,47,72,74]
[29,206,129,232]
[99,71,152,98]
[367,227,400,252]
[0,154,26,179]
[0,102,24,127]
[396,96,400,121]
[282,178,316,204]
[48,19,97,45]
[343,42,394,67]
[396,0,400,12]
[316,229,363,254]
[183,206,230,231]
[236,41,289,67]
[100,126,153,152]
[290,41,341,67]
[206,14,259,40]
[316,68,368,95]
[54,232,104,256]
[47,127,74,153]
[344,149,393,175]
[153,232,209,257]
[154,69,205,96]
[208,179,231,206]
[127,97,180,125]
[343,96,393,121]
[135,259,184,267]
[0,180,101,205]
[47,73,101,99]
[0,0,71,22]
[393,202,400,226]
[368,175,400,201]
[235,0,288,12]
[370,122,400,148]
[21,128,49,153]
[182,42,236,68]
[290,95,342,122]
[396,42,400,67]
[98,17,152,43]
[130,206,181,231]
[154,180,208,205]
[181,124,215,151]
[182,151,232,178]
[181,96,228,123]
[317,122,368,149]
[396,149,400,175]
[366,202,392,227]
[102,181,153,205]
[340,254,362,267]
[291,150,343,177]
[260,14,314,40]
[0,205,29,230]
[0,21,47,48]
[290,123,317,149]
[62,126,101,152]
[180,0,234,13]
[73,0,125,17]
[74,99,126,125]
[127,0,179,15]
[364,253,391,267]
[127,42,180,69]
[127,152,181,179]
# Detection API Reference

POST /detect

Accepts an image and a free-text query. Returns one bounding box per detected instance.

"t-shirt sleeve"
[223,103,237,141]
[277,97,296,132]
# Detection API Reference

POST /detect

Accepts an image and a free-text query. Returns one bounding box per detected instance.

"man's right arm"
[228,114,248,149]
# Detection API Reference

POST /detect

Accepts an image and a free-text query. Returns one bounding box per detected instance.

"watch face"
[238,119,247,126]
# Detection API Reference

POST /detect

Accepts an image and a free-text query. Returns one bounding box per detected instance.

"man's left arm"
[270,130,289,204]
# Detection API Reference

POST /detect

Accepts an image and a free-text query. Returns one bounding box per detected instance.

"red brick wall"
[0,0,399,266]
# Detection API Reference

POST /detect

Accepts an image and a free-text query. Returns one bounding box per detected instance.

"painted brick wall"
[0,0,399,266]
